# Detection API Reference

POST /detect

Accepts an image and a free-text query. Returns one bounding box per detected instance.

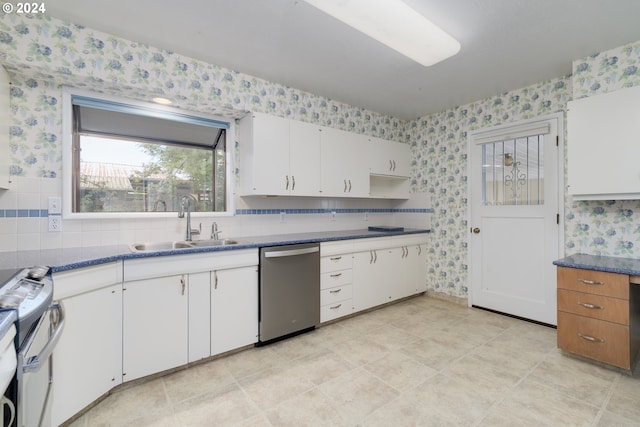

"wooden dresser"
[556,265,640,370]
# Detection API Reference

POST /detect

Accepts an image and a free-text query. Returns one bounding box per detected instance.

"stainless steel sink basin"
[129,241,193,252]
[129,239,247,252]
[187,239,242,247]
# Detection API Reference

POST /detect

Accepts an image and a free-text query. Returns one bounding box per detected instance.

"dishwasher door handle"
[263,246,319,258]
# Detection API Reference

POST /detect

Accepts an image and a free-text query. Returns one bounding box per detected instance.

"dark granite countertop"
[0,228,430,273]
[553,253,640,277]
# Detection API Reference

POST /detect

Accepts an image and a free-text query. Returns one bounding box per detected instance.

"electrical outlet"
[48,215,62,232]
[280,211,286,223]
[48,196,62,214]
[331,211,336,221]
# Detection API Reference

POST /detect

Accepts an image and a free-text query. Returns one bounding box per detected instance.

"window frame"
[62,87,235,219]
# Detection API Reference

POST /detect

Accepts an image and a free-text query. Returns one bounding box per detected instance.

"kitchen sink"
[129,239,247,252]
[187,239,242,247]
[129,241,193,252]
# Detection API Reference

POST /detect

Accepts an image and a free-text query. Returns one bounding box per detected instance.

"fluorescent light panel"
[304,0,460,67]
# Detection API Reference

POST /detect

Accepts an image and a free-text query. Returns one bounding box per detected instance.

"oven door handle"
[22,302,65,374]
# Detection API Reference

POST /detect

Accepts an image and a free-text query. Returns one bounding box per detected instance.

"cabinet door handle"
[330,273,342,278]
[344,180,348,192]
[214,271,218,289]
[392,160,396,171]
[180,275,186,295]
[373,250,377,263]
[329,288,342,294]
[418,245,422,255]
[292,176,296,191]
[348,180,352,192]
[577,278,604,286]
[330,303,342,310]
[285,175,289,190]
[389,160,393,171]
[577,302,603,310]
[330,256,342,261]
[369,251,373,264]
[577,333,605,343]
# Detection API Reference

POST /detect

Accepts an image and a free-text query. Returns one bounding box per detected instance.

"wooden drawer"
[321,269,352,290]
[557,267,629,299]
[321,299,353,323]
[321,284,352,306]
[321,254,352,273]
[557,311,631,369]
[557,289,629,325]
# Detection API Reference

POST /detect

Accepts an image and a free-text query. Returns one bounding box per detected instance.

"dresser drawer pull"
[329,288,342,294]
[330,256,342,261]
[577,333,605,343]
[577,302,603,310]
[330,273,342,278]
[330,304,342,310]
[577,278,604,285]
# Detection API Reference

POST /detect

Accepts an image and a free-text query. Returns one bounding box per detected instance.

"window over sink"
[62,89,232,217]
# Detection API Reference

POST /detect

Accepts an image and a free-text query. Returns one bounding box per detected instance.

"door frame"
[466,112,565,309]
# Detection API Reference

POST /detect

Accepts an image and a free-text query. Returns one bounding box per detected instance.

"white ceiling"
[45,0,640,120]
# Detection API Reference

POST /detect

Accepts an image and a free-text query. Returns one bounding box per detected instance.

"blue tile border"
[0,208,433,217]
[0,209,49,218]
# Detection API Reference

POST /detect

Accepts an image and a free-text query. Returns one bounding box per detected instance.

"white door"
[211,266,259,355]
[470,117,561,325]
[123,275,188,381]
[290,120,322,195]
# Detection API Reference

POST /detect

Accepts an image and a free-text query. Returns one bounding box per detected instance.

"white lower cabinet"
[51,263,123,427]
[320,242,355,322]
[189,271,211,362]
[211,266,259,355]
[322,235,429,317]
[123,275,189,382]
[352,247,400,311]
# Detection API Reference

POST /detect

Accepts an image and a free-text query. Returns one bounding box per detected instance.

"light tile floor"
[67,296,640,426]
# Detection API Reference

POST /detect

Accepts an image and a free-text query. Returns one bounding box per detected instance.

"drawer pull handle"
[330,304,342,310]
[330,257,342,261]
[577,278,604,285]
[329,289,342,294]
[577,302,603,310]
[577,333,605,343]
[330,273,342,278]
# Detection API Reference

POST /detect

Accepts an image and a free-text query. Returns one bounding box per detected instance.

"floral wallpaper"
[0,12,407,180]
[409,78,572,297]
[565,39,640,259]
[2,12,640,300]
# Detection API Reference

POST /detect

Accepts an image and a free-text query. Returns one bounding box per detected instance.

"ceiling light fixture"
[303,0,460,67]
[152,97,173,105]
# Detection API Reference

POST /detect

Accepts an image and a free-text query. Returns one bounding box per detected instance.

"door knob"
[472,227,480,234]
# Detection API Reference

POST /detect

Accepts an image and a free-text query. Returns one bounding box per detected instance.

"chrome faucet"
[211,222,221,240]
[178,195,200,241]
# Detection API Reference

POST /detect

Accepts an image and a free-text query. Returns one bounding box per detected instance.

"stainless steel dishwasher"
[259,243,320,344]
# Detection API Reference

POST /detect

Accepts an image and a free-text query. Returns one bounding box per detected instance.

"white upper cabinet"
[567,85,640,200]
[239,112,411,199]
[239,113,322,196]
[0,66,10,189]
[368,137,411,178]
[289,119,322,195]
[239,112,291,196]
[320,127,369,197]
